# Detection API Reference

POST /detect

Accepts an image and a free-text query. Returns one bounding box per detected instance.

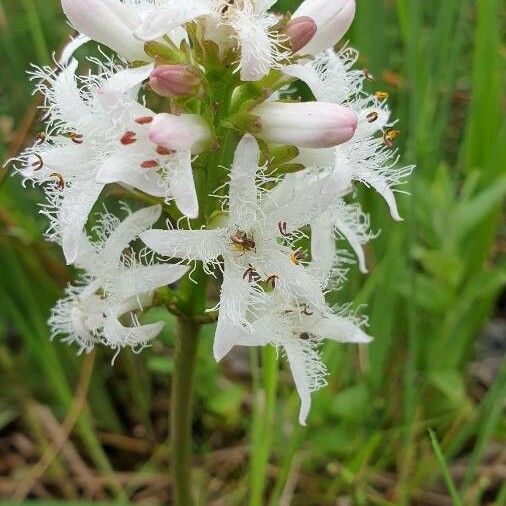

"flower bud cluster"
[15,0,413,424]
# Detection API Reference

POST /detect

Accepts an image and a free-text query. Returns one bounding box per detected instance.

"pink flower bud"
[254,102,358,149]
[149,65,202,98]
[293,0,355,55]
[284,16,317,54]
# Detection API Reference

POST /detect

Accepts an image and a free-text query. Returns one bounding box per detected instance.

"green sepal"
[144,41,186,64]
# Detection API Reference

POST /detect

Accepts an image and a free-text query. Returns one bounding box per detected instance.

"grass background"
[0,0,505,504]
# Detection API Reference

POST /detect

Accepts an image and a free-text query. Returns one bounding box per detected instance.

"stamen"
[31,154,44,171]
[290,249,305,266]
[135,116,154,125]
[243,265,259,283]
[230,230,256,253]
[141,160,159,169]
[301,306,313,316]
[366,112,379,123]
[383,129,400,148]
[69,133,84,144]
[156,146,175,156]
[35,132,46,145]
[278,220,289,237]
[375,91,389,101]
[221,0,235,15]
[363,68,375,80]
[265,274,278,289]
[49,172,65,191]
[120,131,137,145]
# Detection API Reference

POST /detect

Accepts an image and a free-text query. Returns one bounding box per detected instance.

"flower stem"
[171,315,201,506]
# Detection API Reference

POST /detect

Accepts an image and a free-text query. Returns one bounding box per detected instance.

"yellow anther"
[375,91,389,101]
[383,129,400,148]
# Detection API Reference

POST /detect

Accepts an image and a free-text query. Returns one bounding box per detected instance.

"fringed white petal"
[164,151,199,219]
[311,312,372,344]
[59,34,90,66]
[310,214,336,283]
[100,205,162,267]
[140,228,226,263]
[332,202,371,273]
[355,165,403,221]
[99,64,154,97]
[113,264,189,299]
[58,180,105,264]
[214,259,256,360]
[102,315,164,350]
[228,134,260,229]
[96,155,168,198]
[283,337,326,426]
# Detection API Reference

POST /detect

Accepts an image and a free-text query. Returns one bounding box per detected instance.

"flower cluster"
[16,0,413,424]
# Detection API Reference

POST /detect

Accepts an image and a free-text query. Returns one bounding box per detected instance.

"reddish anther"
[120,131,137,145]
[243,265,259,283]
[156,146,175,156]
[135,116,154,125]
[141,160,159,169]
[70,133,84,144]
[266,274,278,289]
[35,132,46,145]
[278,220,289,237]
[31,154,44,171]
[50,172,65,191]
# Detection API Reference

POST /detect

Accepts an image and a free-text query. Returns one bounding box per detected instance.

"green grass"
[0,0,505,504]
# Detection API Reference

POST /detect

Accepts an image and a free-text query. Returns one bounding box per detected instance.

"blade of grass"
[428,428,463,506]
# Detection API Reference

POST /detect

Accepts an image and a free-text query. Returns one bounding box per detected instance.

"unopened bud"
[284,16,317,54]
[149,65,202,98]
[254,101,358,149]
[293,0,355,55]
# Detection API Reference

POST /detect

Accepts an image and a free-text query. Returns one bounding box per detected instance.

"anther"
[243,265,259,283]
[135,116,154,125]
[265,274,278,289]
[69,133,84,144]
[290,249,305,265]
[278,221,289,237]
[301,306,313,316]
[221,0,235,15]
[156,146,175,156]
[383,129,400,148]
[49,172,65,191]
[375,91,389,101]
[141,160,159,169]
[120,131,137,145]
[35,132,46,145]
[363,68,375,80]
[366,111,379,123]
[31,154,44,171]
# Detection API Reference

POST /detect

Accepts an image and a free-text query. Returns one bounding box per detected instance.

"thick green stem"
[171,315,201,506]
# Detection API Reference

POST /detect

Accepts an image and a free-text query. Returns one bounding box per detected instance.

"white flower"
[292,0,355,56]
[141,134,342,356]
[49,205,188,354]
[213,289,372,425]
[17,60,210,262]
[254,101,358,148]
[216,0,290,81]
[285,48,414,220]
[137,0,289,81]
